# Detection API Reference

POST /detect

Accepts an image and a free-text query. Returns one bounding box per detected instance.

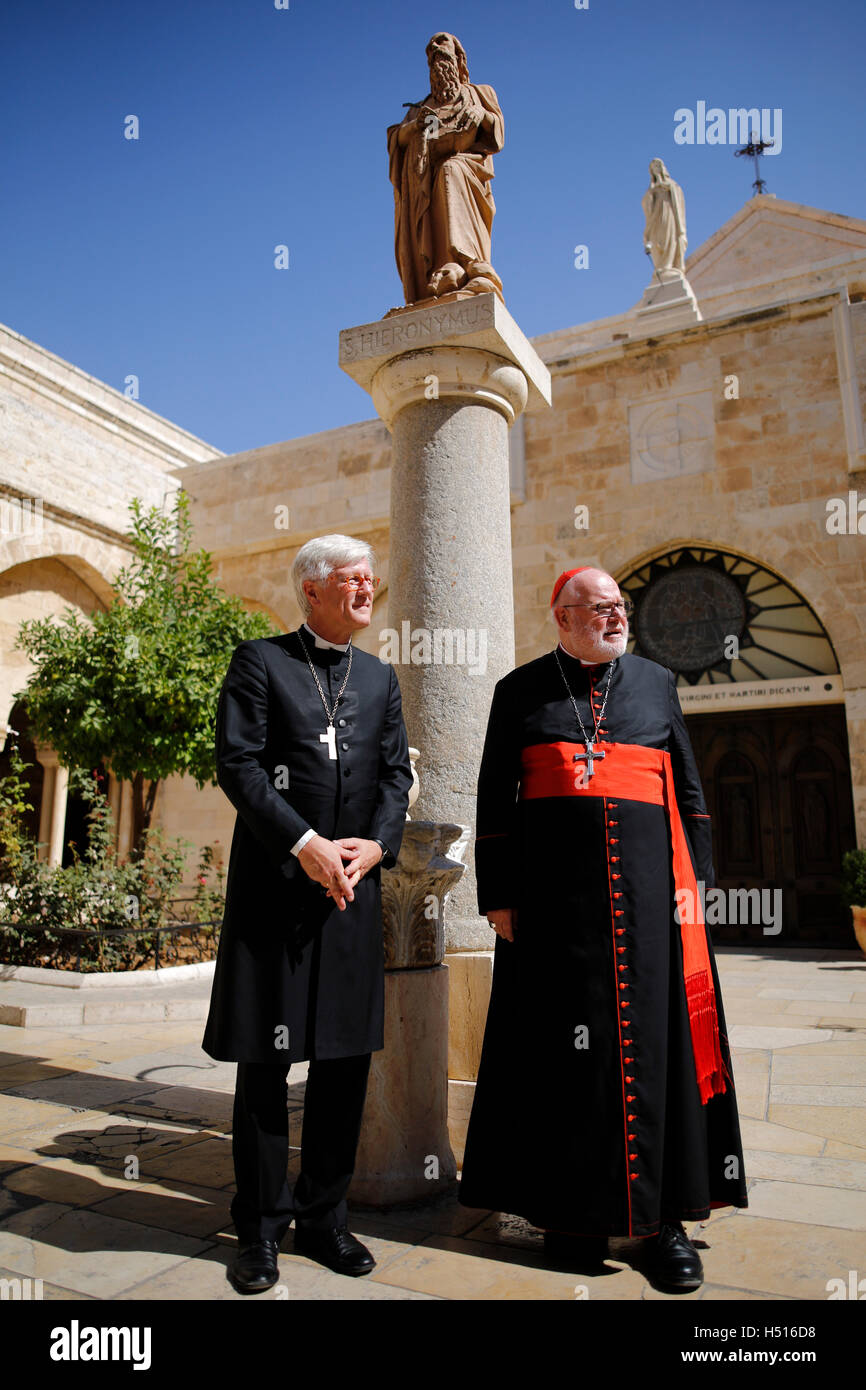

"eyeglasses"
[559,599,633,618]
[331,573,381,592]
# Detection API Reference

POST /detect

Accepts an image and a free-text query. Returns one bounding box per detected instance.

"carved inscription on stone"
[340,299,490,363]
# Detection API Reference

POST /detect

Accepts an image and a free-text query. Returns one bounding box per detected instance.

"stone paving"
[0,946,863,1302]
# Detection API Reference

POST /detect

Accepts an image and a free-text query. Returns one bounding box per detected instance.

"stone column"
[48,764,69,868]
[341,293,550,1180]
[32,742,66,866]
[349,820,464,1206]
[106,772,134,857]
[340,292,550,951]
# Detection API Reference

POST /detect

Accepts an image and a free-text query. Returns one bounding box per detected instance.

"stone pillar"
[340,292,550,952]
[104,773,133,857]
[48,764,69,868]
[37,767,56,862]
[349,821,464,1206]
[116,779,134,857]
[32,742,66,866]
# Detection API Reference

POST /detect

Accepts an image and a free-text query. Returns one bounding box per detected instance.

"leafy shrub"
[0,756,224,972]
[840,850,866,910]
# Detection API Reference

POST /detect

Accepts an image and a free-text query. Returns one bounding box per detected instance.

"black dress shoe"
[228,1239,280,1293]
[293,1224,375,1276]
[647,1222,704,1290]
[543,1230,608,1268]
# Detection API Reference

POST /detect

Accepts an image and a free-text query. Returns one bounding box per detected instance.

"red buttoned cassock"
[458,647,748,1237]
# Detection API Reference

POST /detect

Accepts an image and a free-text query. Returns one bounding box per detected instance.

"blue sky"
[3,0,864,455]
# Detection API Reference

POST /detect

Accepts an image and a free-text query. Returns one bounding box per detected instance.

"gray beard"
[568,628,628,662]
[586,630,628,661]
[430,57,460,105]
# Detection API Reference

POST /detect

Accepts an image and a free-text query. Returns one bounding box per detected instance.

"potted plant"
[840,849,866,956]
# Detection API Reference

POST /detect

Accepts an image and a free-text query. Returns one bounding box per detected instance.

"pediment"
[686,196,866,295]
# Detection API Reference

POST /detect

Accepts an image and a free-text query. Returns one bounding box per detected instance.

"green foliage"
[186,842,227,926]
[840,849,866,908]
[0,761,223,973]
[13,490,276,853]
[0,738,36,882]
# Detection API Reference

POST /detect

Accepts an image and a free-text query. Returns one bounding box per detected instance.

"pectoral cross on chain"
[574,740,606,781]
[320,724,337,760]
[297,629,353,762]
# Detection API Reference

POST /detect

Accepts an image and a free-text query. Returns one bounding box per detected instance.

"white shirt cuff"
[290,829,317,856]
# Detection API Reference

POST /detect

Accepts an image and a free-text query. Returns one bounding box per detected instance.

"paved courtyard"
[0,946,864,1302]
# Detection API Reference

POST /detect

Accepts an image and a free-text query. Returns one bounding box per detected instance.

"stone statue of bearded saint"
[387,32,505,306]
[642,158,688,275]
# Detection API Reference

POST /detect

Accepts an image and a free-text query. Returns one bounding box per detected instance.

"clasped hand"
[297,834,383,912]
[487,908,516,942]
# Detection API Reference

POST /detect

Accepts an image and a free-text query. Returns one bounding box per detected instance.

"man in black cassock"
[202,534,412,1293]
[459,565,747,1289]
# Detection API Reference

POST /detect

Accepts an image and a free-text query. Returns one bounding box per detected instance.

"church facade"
[1,194,865,949]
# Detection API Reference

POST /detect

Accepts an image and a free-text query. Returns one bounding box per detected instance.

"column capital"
[371,345,528,429]
[32,740,59,769]
[339,291,551,425]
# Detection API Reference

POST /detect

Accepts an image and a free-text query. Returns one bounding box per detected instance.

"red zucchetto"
[550,566,592,608]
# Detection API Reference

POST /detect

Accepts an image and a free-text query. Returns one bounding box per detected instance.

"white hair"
[292,534,376,617]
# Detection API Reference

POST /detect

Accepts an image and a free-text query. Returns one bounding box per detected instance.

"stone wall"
[174,282,866,858]
[4,201,866,882]
[0,320,223,880]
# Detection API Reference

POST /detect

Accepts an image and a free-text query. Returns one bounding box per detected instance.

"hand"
[458,99,486,131]
[328,838,384,897]
[487,908,516,942]
[297,834,355,912]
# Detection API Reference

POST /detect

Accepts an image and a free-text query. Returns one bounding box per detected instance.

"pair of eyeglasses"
[560,599,634,618]
[333,574,381,591]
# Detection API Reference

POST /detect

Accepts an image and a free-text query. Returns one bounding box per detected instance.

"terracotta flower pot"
[852,905,866,958]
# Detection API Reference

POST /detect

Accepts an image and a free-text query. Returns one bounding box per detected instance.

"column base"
[350,964,456,1207]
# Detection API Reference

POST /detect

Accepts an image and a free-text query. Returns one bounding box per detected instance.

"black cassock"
[202,630,412,1064]
[458,649,748,1237]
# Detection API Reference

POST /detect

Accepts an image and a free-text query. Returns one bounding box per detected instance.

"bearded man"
[458,566,747,1290]
[387,31,504,304]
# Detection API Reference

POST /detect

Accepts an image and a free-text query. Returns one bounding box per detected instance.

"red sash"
[519,740,727,1104]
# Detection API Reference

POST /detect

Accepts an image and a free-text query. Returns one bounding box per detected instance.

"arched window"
[619,546,838,685]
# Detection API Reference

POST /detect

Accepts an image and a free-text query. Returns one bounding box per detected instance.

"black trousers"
[230,1052,371,1245]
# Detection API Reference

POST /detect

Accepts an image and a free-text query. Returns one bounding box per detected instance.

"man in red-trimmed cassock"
[458,566,748,1289]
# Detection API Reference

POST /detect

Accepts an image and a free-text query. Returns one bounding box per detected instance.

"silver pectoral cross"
[320,725,337,760]
[574,740,606,781]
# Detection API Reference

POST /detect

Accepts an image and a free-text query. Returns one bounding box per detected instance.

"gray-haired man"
[203,534,412,1292]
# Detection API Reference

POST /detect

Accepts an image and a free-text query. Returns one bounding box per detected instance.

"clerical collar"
[302,621,351,653]
[557,642,607,668]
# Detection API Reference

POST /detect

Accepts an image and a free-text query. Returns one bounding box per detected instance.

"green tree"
[0,736,35,883]
[14,490,277,856]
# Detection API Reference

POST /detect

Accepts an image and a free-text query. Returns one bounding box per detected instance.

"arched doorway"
[0,702,43,845]
[0,702,106,868]
[618,545,856,945]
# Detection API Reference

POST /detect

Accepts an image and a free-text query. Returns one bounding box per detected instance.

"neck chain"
[553,649,617,781]
[297,629,353,759]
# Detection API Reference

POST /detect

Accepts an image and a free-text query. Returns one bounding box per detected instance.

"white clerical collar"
[302,621,351,653]
[558,642,605,667]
